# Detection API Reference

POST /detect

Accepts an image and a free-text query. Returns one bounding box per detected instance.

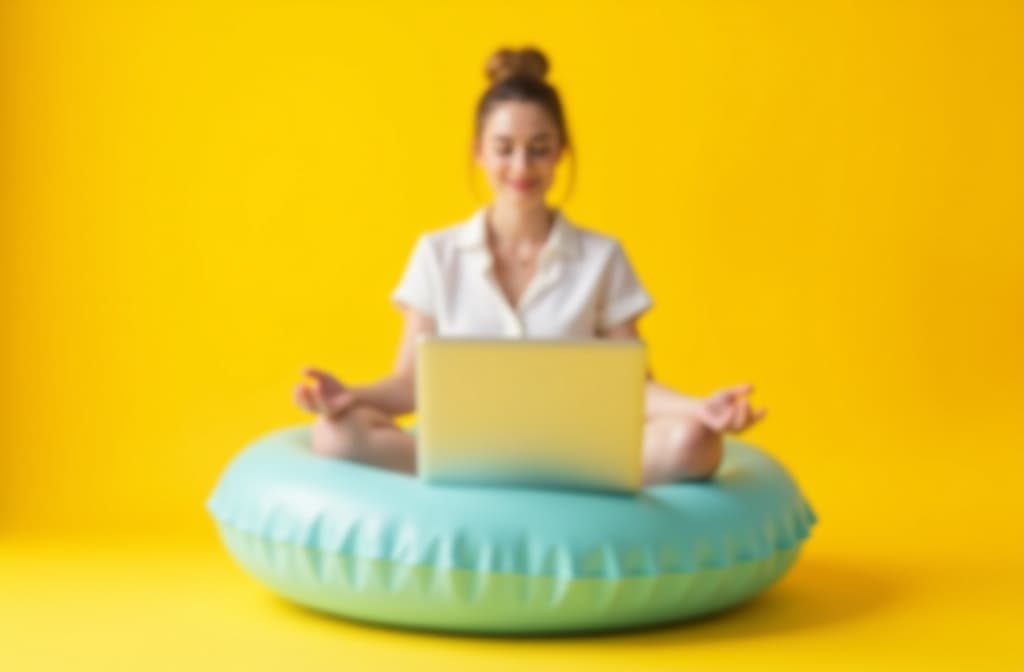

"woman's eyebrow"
[493,133,553,142]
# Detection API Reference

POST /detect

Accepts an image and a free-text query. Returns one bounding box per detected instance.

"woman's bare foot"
[309,406,387,460]
[310,407,416,472]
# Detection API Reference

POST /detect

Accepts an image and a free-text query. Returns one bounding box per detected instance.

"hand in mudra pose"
[293,364,767,484]
[293,367,355,418]
[296,369,765,435]
[293,366,417,473]
[694,383,766,434]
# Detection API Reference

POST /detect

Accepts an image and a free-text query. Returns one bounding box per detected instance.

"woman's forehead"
[483,102,558,140]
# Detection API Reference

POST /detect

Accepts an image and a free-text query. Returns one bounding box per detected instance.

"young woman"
[293,47,765,484]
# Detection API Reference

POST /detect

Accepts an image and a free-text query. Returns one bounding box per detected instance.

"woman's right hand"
[293,367,358,417]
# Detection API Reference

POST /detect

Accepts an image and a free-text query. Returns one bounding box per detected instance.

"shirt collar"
[455,207,580,260]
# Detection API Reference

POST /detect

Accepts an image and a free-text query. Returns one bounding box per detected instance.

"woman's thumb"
[326,392,354,414]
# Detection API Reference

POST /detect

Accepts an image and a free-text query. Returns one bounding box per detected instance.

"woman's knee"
[645,415,724,482]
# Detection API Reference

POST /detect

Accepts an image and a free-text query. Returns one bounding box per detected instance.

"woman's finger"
[700,416,723,433]
[729,382,754,399]
[295,383,323,413]
[303,366,338,386]
[304,367,346,395]
[709,383,752,411]
[707,389,732,411]
[325,392,356,417]
[310,378,333,411]
[694,404,720,431]
[731,402,751,431]
[697,410,719,432]
[707,404,734,432]
[725,404,744,432]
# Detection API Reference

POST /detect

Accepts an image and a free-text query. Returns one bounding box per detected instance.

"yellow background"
[2,0,1022,669]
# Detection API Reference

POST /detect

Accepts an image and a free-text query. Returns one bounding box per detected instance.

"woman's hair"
[475,47,572,149]
[472,46,576,203]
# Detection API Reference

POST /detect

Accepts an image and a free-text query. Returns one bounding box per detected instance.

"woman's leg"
[311,404,417,474]
[642,412,724,484]
[309,405,718,482]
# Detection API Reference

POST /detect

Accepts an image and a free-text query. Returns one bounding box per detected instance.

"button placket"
[518,257,563,312]
[479,254,525,337]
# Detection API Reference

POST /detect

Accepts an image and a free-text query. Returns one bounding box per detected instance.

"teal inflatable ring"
[207,426,816,634]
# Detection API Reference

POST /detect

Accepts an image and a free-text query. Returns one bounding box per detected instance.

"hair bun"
[485,47,549,84]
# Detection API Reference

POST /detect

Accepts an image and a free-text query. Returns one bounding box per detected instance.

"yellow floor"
[2,534,1021,671]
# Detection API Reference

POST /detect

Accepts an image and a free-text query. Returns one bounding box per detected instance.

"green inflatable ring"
[207,425,816,634]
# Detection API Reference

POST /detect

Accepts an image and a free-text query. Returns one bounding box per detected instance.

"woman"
[293,47,765,483]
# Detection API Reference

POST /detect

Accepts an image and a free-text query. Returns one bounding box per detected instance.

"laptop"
[415,336,646,493]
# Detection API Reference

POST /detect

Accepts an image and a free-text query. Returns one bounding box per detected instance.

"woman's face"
[474,101,565,207]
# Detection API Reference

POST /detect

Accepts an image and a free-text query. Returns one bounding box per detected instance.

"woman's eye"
[492,145,550,158]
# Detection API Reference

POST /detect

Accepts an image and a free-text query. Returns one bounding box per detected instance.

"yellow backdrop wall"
[3,1,1022,564]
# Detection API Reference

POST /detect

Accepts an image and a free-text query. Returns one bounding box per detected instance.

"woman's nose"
[510,149,531,172]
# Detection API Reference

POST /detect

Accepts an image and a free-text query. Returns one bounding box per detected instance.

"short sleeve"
[598,242,654,329]
[390,235,437,317]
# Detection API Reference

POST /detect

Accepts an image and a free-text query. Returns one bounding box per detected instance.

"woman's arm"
[348,305,436,416]
[599,318,704,417]
[601,318,766,431]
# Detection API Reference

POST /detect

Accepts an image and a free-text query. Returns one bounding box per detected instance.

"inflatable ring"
[207,426,816,634]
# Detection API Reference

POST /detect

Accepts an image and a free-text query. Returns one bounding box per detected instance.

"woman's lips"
[508,180,536,191]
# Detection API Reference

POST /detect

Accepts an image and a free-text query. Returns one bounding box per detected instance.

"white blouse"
[390,208,654,339]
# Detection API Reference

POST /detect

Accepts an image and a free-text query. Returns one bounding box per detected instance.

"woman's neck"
[486,200,553,246]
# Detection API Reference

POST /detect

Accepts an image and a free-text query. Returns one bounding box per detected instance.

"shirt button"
[505,316,523,337]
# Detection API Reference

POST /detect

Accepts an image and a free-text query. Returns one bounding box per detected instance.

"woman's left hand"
[694,383,767,434]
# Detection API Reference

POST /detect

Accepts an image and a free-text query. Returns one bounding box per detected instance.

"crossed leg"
[307,405,723,484]
[641,412,724,483]
[310,405,417,474]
